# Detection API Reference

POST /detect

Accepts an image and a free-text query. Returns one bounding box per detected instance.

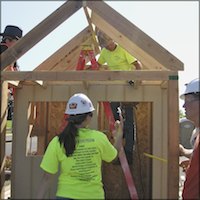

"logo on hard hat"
[69,103,77,109]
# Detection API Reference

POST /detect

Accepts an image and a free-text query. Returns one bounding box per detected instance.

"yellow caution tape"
[144,152,167,163]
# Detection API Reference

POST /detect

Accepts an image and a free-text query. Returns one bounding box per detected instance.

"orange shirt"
[182,134,200,199]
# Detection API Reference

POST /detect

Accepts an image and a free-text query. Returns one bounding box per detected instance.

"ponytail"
[58,112,91,156]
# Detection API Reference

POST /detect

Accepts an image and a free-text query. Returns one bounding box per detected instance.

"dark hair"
[58,112,92,156]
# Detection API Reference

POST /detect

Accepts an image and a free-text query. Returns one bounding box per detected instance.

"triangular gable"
[0,1,183,72]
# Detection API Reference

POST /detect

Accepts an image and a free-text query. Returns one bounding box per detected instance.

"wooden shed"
[0,1,183,199]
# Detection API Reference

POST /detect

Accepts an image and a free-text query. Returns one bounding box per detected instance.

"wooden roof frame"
[0,1,182,199]
[0,0,184,73]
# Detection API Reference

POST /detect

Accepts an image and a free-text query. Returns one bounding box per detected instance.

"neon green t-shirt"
[40,128,117,199]
[98,45,137,70]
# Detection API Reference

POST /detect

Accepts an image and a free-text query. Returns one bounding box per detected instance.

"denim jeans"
[110,102,135,164]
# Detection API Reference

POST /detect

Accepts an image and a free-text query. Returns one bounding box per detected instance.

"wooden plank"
[0,81,8,193]
[83,6,100,54]
[34,26,92,71]
[34,81,44,86]
[167,79,179,199]
[8,80,20,87]
[87,1,184,71]
[38,80,162,87]
[51,46,82,71]
[91,11,155,70]
[11,86,32,198]
[0,1,83,70]
[51,37,94,71]
[1,70,178,81]
[144,86,163,198]
[134,102,152,199]
[161,86,168,197]
[28,102,36,125]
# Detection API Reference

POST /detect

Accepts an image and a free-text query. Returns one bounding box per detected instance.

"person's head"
[59,93,95,156]
[65,93,95,127]
[0,25,23,46]
[180,78,200,126]
[97,31,116,51]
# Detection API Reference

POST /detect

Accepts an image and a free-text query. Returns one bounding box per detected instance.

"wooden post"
[167,77,179,199]
[0,81,8,197]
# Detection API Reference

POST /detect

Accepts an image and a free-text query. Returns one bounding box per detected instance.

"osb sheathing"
[29,102,66,154]
[100,102,152,199]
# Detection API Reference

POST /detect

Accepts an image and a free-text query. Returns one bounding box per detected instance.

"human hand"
[113,120,123,137]
[179,144,185,156]
[112,120,123,152]
[179,160,190,172]
[102,65,109,70]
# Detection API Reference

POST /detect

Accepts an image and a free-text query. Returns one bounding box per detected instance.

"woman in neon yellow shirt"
[37,93,123,199]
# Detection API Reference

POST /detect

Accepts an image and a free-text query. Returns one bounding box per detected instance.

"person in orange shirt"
[180,78,200,199]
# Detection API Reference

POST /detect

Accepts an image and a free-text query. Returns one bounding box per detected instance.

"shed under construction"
[0,1,183,199]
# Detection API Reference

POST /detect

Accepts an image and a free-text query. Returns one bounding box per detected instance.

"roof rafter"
[0,1,83,70]
[86,1,184,71]
[0,0,184,72]
[34,26,93,71]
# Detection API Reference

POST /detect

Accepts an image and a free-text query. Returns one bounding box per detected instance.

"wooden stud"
[167,79,179,199]
[0,81,8,195]
[83,6,100,54]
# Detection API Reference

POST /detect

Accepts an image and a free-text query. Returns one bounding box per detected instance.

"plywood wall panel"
[102,102,152,199]
[47,102,66,141]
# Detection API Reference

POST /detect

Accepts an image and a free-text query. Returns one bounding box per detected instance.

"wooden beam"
[83,6,100,54]
[34,26,92,71]
[0,81,8,192]
[87,1,184,71]
[0,1,83,70]
[8,81,20,88]
[50,37,94,71]
[1,70,178,81]
[167,78,179,199]
[91,12,155,70]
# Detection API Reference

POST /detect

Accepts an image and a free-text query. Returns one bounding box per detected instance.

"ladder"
[60,45,138,199]
[76,45,99,70]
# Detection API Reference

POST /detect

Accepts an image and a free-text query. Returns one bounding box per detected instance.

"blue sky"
[1,1,199,110]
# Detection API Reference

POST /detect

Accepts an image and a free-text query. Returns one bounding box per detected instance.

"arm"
[113,107,123,152]
[97,62,109,70]
[37,171,55,199]
[113,120,123,152]
[133,60,142,70]
[179,144,193,158]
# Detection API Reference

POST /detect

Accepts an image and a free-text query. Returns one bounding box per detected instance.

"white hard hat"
[65,93,95,115]
[180,78,200,99]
